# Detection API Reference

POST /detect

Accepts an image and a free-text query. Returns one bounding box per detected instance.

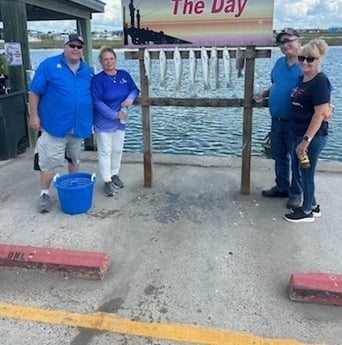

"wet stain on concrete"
[0,192,10,202]
[159,306,168,314]
[129,284,168,323]
[87,209,123,219]
[144,284,159,296]
[166,191,179,204]
[154,191,232,224]
[129,189,240,226]
[71,297,125,344]
[70,328,104,345]
[98,297,125,313]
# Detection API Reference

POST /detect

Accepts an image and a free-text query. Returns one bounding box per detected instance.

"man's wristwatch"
[303,135,312,142]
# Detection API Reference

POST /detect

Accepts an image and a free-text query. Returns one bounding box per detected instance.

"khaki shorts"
[37,131,82,171]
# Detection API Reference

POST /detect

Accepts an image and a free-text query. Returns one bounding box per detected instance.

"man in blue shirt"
[29,33,93,213]
[261,28,303,209]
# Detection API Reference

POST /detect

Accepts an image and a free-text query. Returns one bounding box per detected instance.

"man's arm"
[29,92,41,130]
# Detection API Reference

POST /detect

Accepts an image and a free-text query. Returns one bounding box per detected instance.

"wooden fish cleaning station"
[0,0,104,159]
[126,47,271,194]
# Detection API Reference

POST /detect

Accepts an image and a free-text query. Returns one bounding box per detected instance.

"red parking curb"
[288,272,342,306]
[0,243,110,280]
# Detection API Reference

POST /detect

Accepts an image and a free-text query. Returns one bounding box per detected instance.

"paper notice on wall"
[4,42,23,66]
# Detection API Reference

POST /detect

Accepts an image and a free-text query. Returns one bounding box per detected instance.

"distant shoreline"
[28,39,125,50]
[1,31,341,50]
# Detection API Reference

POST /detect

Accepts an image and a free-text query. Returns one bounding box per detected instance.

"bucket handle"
[53,172,95,182]
[53,173,60,182]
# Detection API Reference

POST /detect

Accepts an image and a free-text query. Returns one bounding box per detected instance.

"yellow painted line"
[0,302,325,345]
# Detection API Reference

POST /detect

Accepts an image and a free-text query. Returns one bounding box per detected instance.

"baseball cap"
[63,34,84,45]
[276,28,300,44]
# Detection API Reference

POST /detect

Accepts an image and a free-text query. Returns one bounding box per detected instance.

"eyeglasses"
[298,56,316,63]
[279,38,297,45]
[68,44,83,50]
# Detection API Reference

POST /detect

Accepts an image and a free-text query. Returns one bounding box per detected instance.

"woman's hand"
[122,99,134,107]
[118,106,128,120]
[295,140,309,158]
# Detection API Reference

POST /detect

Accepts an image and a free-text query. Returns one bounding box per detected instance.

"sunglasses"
[68,44,83,50]
[279,38,297,45]
[298,56,316,63]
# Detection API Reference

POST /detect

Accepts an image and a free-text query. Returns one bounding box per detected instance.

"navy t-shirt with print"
[290,72,331,137]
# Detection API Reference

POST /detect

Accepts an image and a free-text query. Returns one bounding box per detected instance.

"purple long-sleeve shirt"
[91,69,139,132]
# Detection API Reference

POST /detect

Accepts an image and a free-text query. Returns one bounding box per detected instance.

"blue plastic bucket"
[53,172,96,214]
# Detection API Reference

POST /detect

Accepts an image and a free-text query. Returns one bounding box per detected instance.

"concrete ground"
[0,148,341,345]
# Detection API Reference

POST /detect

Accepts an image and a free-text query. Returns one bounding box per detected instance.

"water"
[30,47,342,161]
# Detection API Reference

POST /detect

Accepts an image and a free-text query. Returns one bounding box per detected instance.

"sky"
[27,0,342,33]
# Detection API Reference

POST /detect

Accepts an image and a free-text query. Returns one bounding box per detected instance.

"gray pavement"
[0,148,341,345]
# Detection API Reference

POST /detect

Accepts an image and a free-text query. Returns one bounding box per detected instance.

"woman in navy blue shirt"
[284,38,332,222]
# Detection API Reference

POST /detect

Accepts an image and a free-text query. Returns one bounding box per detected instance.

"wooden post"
[77,18,97,151]
[1,0,31,152]
[240,46,256,194]
[139,48,152,187]
[77,18,93,67]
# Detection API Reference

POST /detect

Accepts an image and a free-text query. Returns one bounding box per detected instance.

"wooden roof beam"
[25,5,90,21]
[24,0,99,19]
[25,0,104,13]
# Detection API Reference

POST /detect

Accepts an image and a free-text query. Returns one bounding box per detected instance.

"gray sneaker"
[104,181,115,196]
[39,193,51,213]
[286,195,302,209]
[111,175,124,189]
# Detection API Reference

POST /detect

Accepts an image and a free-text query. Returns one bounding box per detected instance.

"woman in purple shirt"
[91,46,139,196]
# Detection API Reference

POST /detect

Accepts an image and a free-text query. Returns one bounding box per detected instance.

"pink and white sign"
[122,0,274,47]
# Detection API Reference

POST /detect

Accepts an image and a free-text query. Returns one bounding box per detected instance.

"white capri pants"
[96,130,125,182]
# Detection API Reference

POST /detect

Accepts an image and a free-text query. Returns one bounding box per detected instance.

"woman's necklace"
[107,71,117,84]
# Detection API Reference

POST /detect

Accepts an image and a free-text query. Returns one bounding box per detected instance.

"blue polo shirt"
[29,53,93,138]
[268,56,302,119]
